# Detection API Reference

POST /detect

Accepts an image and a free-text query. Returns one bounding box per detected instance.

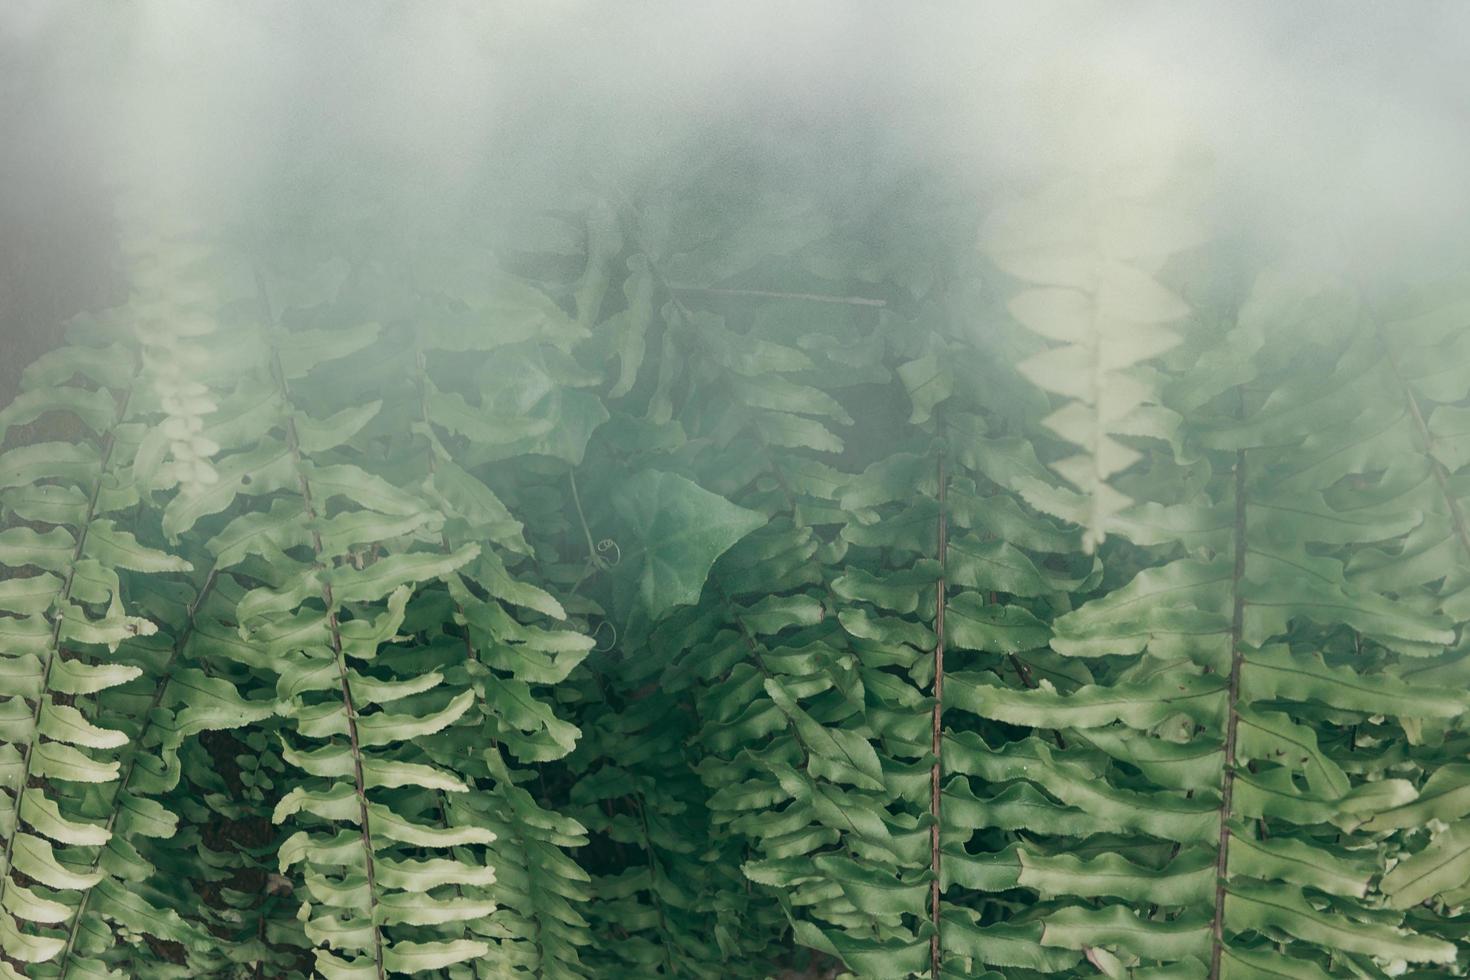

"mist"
[4,0,1470,355]
[4,6,1470,976]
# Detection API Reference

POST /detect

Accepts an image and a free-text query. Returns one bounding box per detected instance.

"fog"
[3,0,1469,367]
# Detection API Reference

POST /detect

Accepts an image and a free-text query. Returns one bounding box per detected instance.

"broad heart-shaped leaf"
[610,470,766,622]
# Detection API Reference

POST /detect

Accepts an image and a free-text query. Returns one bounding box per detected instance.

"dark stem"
[415,343,491,980]
[0,385,132,912]
[1007,653,1033,688]
[257,267,386,980]
[929,455,948,979]
[1209,448,1248,979]
[633,792,678,977]
[57,567,219,967]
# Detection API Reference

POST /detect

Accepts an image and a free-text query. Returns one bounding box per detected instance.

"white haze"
[3,0,1470,309]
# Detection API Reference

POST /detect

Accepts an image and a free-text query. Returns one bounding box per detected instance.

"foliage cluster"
[3,145,1470,979]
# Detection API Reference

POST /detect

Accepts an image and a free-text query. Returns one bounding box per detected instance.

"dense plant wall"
[2,145,1470,980]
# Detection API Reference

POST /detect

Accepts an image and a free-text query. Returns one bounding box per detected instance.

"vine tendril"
[591,619,618,653]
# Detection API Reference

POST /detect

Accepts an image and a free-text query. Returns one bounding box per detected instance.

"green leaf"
[1226,881,1455,962]
[1241,645,1466,719]
[945,593,1051,654]
[1039,905,1211,962]
[1381,822,1470,909]
[295,400,383,453]
[945,666,1225,731]
[1362,764,1470,832]
[897,353,953,425]
[382,938,492,972]
[611,470,766,622]
[83,520,191,573]
[765,678,885,792]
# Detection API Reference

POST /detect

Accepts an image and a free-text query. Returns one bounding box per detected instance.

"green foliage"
[3,146,1470,980]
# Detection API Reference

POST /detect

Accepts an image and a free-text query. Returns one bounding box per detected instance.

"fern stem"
[413,340,490,980]
[285,407,386,980]
[0,385,131,912]
[929,454,947,980]
[56,566,219,970]
[257,268,386,980]
[1209,447,1248,979]
[320,588,385,979]
[632,792,679,976]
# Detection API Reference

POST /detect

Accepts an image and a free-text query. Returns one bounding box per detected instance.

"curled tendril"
[569,468,621,570]
[595,538,622,567]
[591,619,618,653]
